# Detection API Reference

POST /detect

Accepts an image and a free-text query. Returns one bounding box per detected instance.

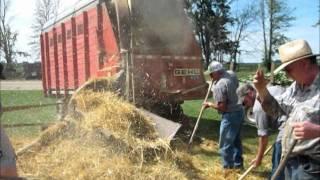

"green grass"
[1,90,57,137]
[181,99,278,178]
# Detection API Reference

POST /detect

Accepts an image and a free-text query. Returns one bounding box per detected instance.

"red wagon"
[40,0,207,116]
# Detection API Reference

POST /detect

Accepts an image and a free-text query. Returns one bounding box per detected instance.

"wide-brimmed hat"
[274,39,319,74]
[205,61,224,75]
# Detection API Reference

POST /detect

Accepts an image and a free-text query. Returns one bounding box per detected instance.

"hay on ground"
[17,89,204,179]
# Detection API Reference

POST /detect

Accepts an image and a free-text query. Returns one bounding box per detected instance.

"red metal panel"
[83,11,90,81]
[53,28,60,95]
[45,33,52,93]
[76,15,85,85]
[40,34,47,96]
[57,26,64,92]
[97,3,104,69]
[103,6,119,62]
[65,21,75,89]
[95,4,120,77]
[87,7,98,79]
[72,17,79,88]
[61,23,68,96]
[48,31,56,91]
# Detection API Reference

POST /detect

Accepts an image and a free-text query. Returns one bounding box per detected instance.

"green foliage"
[238,69,292,86]
[266,71,292,86]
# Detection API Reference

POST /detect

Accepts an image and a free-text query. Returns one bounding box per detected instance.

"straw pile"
[15,77,270,179]
[17,79,204,179]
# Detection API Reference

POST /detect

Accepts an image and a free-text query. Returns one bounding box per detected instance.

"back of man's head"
[237,83,255,104]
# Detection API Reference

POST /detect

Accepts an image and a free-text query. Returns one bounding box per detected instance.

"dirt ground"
[0,80,42,90]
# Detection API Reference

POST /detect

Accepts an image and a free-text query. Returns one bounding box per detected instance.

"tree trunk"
[267,0,274,72]
[261,0,268,69]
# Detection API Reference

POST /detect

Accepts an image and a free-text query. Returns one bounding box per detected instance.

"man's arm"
[253,69,269,102]
[203,101,227,112]
[251,136,268,167]
[253,69,286,119]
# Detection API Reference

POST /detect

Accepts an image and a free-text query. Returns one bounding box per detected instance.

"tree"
[29,0,60,61]
[229,0,258,70]
[259,0,295,71]
[0,0,29,70]
[185,0,234,68]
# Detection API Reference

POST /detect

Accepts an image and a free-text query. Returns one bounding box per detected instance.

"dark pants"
[270,141,284,180]
[285,155,320,180]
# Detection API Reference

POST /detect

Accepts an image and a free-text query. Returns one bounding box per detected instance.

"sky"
[6,0,320,63]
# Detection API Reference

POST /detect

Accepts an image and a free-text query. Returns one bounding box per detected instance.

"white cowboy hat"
[274,39,319,74]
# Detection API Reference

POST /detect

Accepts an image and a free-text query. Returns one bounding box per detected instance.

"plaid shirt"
[261,72,320,158]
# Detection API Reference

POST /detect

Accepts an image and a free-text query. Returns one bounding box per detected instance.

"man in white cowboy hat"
[203,61,244,170]
[253,39,320,179]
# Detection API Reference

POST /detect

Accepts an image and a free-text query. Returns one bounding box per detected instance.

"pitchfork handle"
[188,80,214,145]
[238,144,273,180]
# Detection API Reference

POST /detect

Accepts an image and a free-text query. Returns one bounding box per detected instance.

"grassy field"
[1,90,57,137]
[1,89,278,179]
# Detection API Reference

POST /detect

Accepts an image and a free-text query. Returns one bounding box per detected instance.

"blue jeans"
[285,155,320,180]
[270,141,284,180]
[219,110,244,168]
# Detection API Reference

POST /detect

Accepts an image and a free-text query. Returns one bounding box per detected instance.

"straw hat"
[274,39,319,74]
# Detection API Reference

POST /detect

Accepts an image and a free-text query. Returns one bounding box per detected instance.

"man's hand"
[253,69,269,100]
[291,121,320,140]
[202,102,213,109]
[250,157,262,168]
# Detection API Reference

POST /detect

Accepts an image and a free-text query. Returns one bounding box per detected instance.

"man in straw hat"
[253,39,320,179]
[237,83,286,179]
[203,61,244,170]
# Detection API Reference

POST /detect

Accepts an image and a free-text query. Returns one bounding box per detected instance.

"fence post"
[56,99,66,121]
